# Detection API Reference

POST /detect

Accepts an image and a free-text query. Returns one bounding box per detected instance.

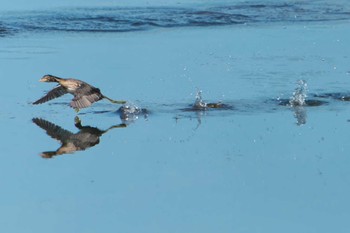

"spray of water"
[193,90,208,109]
[118,102,146,121]
[289,80,308,106]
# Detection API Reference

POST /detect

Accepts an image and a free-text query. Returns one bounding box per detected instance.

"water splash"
[117,102,148,122]
[193,90,208,109]
[191,90,232,111]
[289,80,308,106]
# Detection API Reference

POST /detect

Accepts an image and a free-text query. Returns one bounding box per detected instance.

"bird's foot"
[111,100,127,104]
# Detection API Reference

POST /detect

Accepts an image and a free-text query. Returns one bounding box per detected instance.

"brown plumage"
[33,74,126,110]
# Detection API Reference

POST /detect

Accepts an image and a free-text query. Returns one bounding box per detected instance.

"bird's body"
[33,75,126,110]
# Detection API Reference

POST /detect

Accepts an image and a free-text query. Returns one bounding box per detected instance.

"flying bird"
[33,74,126,111]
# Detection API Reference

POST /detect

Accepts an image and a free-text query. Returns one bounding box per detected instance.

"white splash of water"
[289,80,308,106]
[119,102,143,121]
[193,90,207,109]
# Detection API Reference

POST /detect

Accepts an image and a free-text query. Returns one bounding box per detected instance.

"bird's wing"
[33,85,67,105]
[70,96,93,109]
[32,118,74,143]
[70,88,102,109]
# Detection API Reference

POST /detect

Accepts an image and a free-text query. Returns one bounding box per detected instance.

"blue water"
[1,1,350,232]
[1,1,350,35]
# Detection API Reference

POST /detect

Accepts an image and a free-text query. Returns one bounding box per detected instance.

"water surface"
[1,1,350,232]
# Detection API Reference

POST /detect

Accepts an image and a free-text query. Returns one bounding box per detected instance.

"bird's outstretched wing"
[70,86,103,109]
[32,118,73,143]
[70,93,102,109]
[33,86,67,105]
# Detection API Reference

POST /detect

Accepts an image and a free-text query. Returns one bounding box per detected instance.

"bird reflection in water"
[32,117,126,158]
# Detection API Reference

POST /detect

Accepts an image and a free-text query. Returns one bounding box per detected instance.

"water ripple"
[1,1,350,36]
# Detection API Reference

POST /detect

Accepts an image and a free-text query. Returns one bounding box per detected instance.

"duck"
[33,74,126,111]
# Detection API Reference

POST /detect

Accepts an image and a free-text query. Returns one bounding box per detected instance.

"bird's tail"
[103,95,127,104]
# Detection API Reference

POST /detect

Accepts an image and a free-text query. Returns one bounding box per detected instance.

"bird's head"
[39,74,59,83]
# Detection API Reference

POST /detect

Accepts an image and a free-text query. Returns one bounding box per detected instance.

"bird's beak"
[39,78,45,82]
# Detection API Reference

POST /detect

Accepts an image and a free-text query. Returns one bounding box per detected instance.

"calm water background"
[1,0,350,232]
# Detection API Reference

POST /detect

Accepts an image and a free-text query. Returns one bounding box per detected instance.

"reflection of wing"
[70,132,101,149]
[32,118,73,143]
[33,86,67,105]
